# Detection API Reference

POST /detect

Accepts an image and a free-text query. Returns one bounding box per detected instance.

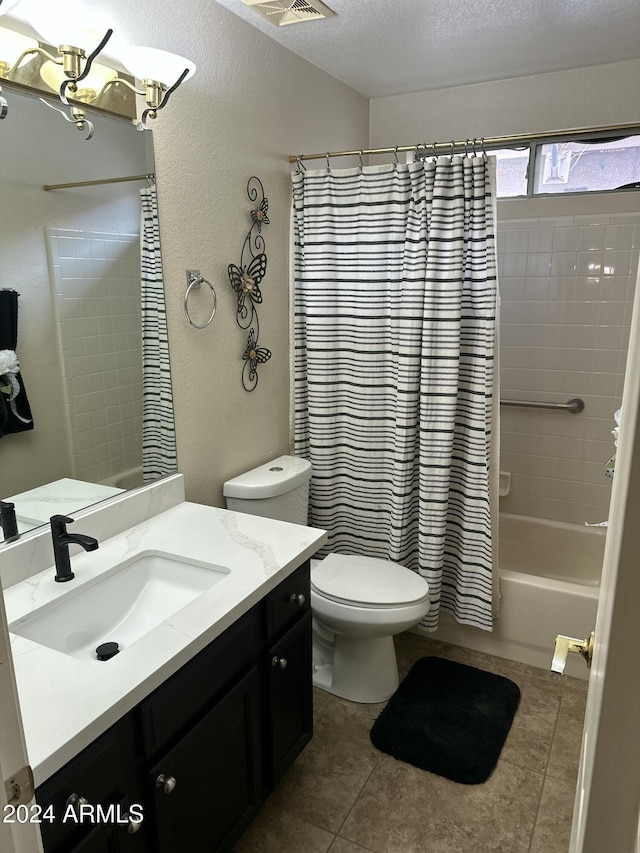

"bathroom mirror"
[0,88,176,544]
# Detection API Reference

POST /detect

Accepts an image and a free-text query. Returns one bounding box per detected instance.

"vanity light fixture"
[116,45,196,130]
[0,0,24,119]
[0,0,195,135]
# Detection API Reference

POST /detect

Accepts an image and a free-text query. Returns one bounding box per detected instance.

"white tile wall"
[497,209,640,525]
[46,228,143,485]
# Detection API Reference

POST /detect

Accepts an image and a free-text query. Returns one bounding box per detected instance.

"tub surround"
[1,476,327,786]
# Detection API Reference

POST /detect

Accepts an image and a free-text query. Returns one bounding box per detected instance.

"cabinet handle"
[155,773,177,794]
[123,812,144,834]
[290,592,306,607]
[65,793,89,817]
[272,656,288,669]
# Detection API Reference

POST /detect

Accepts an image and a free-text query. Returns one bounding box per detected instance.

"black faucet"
[51,515,99,582]
[0,501,19,541]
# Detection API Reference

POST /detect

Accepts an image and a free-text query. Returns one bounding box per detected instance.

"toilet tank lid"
[223,455,312,500]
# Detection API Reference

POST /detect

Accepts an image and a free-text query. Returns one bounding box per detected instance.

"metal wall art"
[227,176,272,391]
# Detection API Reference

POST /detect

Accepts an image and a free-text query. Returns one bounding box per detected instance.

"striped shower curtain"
[291,156,499,631]
[140,186,177,481]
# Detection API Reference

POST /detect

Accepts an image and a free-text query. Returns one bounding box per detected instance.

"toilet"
[223,455,430,703]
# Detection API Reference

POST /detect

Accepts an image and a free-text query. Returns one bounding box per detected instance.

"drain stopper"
[96,641,120,661]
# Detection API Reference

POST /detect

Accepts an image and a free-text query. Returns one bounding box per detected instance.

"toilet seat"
[311,553,429,608]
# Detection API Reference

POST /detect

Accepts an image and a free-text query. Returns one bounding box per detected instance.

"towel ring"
[184,270,216,329]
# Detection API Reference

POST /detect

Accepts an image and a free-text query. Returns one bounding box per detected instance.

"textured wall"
[369,59,640,149]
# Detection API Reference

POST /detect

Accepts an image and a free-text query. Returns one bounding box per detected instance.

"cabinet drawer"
[37,718,139,853]
[139,607,259,759]
[265,561,310,641]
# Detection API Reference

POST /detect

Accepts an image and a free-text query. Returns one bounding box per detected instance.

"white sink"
[9,550,230,661]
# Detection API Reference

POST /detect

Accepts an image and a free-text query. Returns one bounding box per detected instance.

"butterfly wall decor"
[227,177,272,391]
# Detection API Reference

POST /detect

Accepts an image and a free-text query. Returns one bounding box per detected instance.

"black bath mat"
[370,657,521,784]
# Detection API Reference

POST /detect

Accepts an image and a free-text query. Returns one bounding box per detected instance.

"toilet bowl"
[310,553,430,702]
[223,455,430,704]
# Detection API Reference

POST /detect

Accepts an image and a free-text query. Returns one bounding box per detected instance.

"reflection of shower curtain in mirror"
[140,187,176,480]
[0,289,33,438]
[292,157,499,631]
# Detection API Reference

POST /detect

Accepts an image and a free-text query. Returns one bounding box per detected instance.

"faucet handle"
[51,514,74,526]
[50,514,74,534]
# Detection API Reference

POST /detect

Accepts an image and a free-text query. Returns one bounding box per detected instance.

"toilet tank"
[223,455,311,525]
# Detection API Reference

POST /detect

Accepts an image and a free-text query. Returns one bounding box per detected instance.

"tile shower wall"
[46,228,143,485]
[497,209,640,525]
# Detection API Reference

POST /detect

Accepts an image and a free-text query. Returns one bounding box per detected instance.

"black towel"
[0,289,34,437]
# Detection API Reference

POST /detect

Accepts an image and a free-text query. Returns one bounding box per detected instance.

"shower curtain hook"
[393,146,399,165]
[472,138,478,156]
[295,155,306,172]
[464,139,470,158]
[450,140,456,157]
[358,149,364,170]
[481,137,487,156]
[326,152,331,171]
[432,141,438,161]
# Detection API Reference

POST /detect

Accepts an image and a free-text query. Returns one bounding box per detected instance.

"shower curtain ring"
[296,155,306,172]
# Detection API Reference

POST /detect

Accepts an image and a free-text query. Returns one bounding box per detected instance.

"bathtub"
[101,466,144,491]
[428,513,606,679]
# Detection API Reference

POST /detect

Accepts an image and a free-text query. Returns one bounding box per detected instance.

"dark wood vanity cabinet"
[35,560,312,853]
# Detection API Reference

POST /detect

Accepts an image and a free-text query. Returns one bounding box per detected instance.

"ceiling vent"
[240,0,336,26]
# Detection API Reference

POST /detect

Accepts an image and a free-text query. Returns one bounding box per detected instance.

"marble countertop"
[5,501,327,786]
[5,478,123,536]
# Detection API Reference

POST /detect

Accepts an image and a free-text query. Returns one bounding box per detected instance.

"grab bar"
[500,397,585,414]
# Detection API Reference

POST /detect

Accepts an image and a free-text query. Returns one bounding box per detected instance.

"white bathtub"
[101,466,144,491]
[428,513,606,679]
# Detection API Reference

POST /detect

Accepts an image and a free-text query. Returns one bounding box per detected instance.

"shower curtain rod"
[288,121,640,164]
[42,173,155,192]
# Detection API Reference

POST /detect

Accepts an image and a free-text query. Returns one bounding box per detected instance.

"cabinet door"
[267,610,313,785]
[149,666,262,853]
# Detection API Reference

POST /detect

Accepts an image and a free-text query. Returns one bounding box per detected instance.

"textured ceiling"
[213,0,640,99]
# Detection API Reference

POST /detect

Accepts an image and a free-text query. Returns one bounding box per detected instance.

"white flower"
[0,349,19,376]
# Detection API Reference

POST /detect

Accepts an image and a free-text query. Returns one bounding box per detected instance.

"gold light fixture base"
[0,25,136,121]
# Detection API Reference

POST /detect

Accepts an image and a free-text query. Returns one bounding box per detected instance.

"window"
[493,147,530,198]
[532,136,640,195]
[416,133,640,199]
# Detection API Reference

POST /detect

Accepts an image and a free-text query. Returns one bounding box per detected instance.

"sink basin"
[9,550,230,660]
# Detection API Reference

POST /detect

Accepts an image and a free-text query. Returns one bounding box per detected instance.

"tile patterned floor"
[233,632,587,853]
